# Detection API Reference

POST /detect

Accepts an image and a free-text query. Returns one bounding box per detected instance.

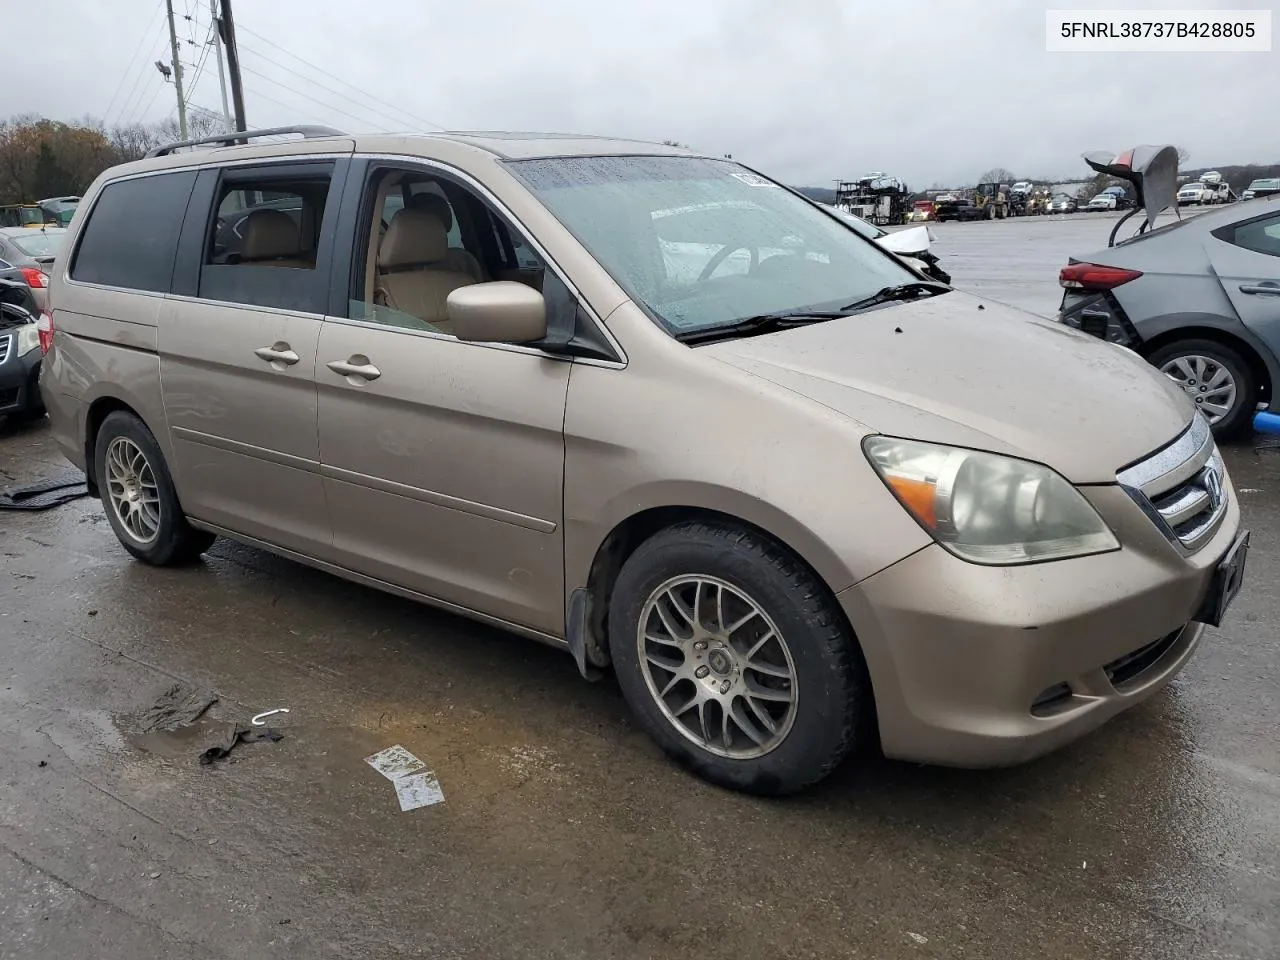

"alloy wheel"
[636,575,798,759]
[104,436,161,544]
[1159,355,1237,424]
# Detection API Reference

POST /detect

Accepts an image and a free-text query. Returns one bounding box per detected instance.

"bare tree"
[154,107,225,144]
[1176,147,1191,167]
[978,167,1016,184]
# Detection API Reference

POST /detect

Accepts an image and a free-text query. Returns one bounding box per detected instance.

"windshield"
[1248,179,1280,190]
[10,231,65,257]
[506,156,911,335]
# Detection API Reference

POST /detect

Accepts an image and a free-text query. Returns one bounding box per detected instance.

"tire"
[986,204,995,220]
[95,411,215,565]
[608,521,867,795]
[1147,339,1256,438]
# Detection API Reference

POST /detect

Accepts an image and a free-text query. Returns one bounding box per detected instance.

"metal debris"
[251,707,290,726]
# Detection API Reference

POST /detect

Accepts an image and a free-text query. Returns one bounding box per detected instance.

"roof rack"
[144,125,346,159]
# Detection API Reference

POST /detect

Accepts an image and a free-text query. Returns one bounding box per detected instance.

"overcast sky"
[15,0,1278,187]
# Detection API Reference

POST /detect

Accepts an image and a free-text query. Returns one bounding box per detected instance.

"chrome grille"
[0,333,10,364]
[1117,413,1226,554]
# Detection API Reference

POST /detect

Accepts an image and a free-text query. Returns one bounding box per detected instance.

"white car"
[1241,178,1280,201]
[1177,183,1206,206]
[1084,194,1118,211]
[823,206,950,283]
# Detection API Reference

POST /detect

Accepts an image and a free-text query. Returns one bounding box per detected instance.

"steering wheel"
[699,244,758,282]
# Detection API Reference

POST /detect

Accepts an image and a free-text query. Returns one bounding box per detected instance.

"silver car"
[0,226,67,312]
[1058,195,1280,436]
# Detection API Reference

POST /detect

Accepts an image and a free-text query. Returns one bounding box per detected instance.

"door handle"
[1239,283,1280,296]
[254,342,300,366]
[327,357,382,382]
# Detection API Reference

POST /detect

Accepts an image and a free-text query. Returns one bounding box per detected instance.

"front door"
[315,160,571,636]
[160,159,349,558]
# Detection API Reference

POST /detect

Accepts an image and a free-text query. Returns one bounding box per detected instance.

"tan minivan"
[39,127,1248,794]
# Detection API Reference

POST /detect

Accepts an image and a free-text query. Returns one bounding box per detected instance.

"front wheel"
[96,411,215,565]
[608,522,867,795]
[1148,339,1256,438]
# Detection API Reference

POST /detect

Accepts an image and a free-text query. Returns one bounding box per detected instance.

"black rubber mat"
[0,471,90,511]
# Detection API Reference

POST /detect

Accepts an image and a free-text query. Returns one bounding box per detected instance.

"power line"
[235,21,444,130]
[238,42,415,132]
[184,23,216,107]
[117,36,172,127]
[242,83,339,129]
[237,62,387,130]
[111,20,168,126]
[131,79,167,128]
[103,0,166,120]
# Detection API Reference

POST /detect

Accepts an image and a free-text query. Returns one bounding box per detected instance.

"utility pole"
[219,0,248,133]
[210,0,233,133]
[164,0,188,139]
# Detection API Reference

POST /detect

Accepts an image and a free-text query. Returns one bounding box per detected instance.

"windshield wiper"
[675,310,848,345]
[840,282,949,314]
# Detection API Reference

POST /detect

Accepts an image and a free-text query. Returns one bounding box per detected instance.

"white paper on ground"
[394,771,446,811]
[364,744,426,782]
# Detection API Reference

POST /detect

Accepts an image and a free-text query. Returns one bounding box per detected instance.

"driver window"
[350,167,548,337]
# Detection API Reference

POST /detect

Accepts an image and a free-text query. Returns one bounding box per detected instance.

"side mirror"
[446,281,547,344]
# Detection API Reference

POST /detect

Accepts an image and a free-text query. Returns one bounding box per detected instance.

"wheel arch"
[569,501,858,677]
[82,395,151,496]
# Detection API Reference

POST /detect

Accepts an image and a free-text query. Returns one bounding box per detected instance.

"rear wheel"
[96,411,215,565]
[1148,339,1256,438]
[608,521,867,795]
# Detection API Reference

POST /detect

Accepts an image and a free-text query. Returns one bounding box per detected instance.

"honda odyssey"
[39,127,1247,794]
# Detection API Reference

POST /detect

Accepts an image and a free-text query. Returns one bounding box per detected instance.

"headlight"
[863,437,1119,564]
[16,324,40,356]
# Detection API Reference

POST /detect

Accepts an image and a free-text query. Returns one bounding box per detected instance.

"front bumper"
[0,333,42,415]
[838,484,1241,768]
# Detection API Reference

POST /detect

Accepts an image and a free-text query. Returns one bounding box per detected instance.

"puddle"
[125,715,229,760]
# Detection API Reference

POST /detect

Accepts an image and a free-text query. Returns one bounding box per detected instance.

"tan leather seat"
[404,193,486,282]
[375,209,476,333]
[238,209,313,268]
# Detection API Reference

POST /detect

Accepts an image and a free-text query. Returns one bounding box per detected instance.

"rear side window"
[208,184,325,267]
[1215,213,1280,258]
[196,162,336,313]
[71,172,196,291]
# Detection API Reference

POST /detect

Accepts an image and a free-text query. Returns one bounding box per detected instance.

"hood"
[703,293,1193,483]
[875,225,933,256]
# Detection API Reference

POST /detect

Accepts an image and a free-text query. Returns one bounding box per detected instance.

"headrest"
[240,209,300,260]
[405,191,453,232]
[380,209,448,268]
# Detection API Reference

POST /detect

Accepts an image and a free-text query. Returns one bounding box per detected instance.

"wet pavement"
[2,213,1278,959]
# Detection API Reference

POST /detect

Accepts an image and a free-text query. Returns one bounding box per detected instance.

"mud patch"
[126,715,228,760]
